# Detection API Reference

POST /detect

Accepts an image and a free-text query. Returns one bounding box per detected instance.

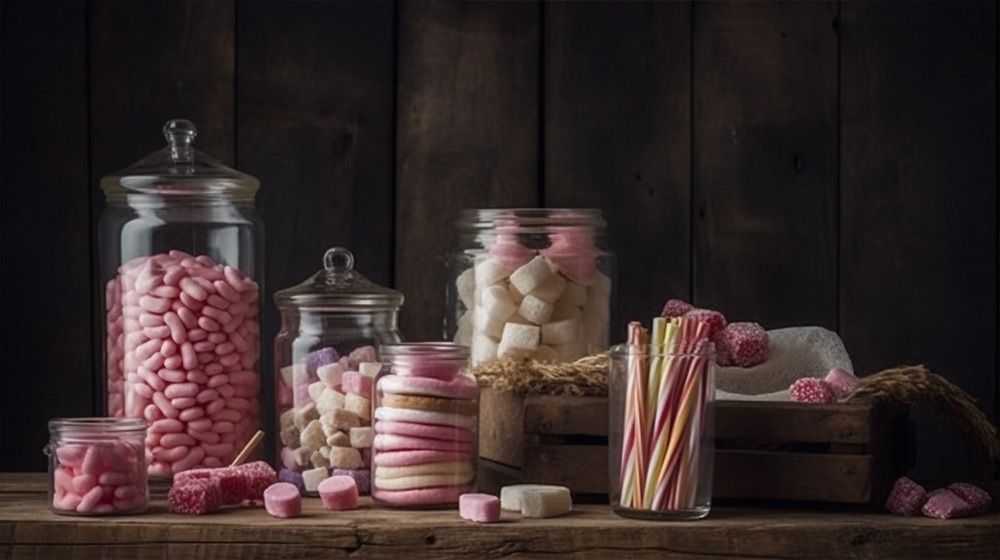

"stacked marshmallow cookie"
[454,236,611,365]
[277,346,378,495]
[372,371,479,506]
[104,250,261,475]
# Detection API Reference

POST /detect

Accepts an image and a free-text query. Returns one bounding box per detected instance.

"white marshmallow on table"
[472,334,499,365]
[345,393,371,421]
[519,294,554,325]
[500,484,566,511]
[497,323,540,359]
[317,363,345,388]
[302,466,329,492]
[315,387,346,416]
[293,403,319,431]
[307,380,326,404]
[475,258,511,287]
[456,267,475,309]
[520,485,572,518]
[531,273,566,303]
[359,362,382,378]
[532,344,559,362]
[280,363,307,388]
[509,256,553,295]
[559,282,588,307]
[349,426,374,448]
[300,419,327,450]
[542,318,579,345]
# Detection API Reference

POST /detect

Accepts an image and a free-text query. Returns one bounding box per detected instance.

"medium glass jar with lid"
[446,208,615,365]
[372,343,478,508]
[98,119,263,477]
[45,418,149,516]
[273,247,404,495]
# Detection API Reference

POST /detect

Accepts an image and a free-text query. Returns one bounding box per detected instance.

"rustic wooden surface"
[1,0,998,485]
[1,474,998,559]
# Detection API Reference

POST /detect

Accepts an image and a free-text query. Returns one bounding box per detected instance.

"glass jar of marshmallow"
[447,209,614,365]
[97,119,264,478]
[273,247,404,496]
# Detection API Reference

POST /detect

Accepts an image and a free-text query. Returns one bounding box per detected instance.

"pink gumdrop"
[824,367,859,400]
[318,475,359,511]
[713,322,769,368]
[789,377,835,404]
[341,371,373,399]
[264,482,302,518]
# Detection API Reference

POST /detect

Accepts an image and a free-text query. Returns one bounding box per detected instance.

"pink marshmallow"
[318,475,360,510]
[459,493,501,523]
[264,482,302,518]
[341,371,373,399]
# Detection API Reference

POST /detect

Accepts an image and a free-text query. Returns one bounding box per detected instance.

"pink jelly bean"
[158,368,187,383]
[139,295,171,314]
[161,433,197,448]
[171,397,197,409]
[163,312,187,343]
[150,285,180,299]
[165,382,199,399]
[76,486,105,513]
[179,277,208,301]
[150,418,184,433]
[187,418,213,433]
[163,356,183,370]
[160,340,178,357]
[139,314,165,327]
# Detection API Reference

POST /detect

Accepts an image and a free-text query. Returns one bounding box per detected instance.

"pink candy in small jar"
[46,418,149,516]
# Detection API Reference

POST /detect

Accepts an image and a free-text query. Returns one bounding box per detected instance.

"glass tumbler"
[608,343,715,520]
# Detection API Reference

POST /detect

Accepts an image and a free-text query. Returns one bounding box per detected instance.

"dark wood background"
[2,1,997,481]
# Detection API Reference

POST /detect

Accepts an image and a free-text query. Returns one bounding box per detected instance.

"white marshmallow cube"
[500,484,561,512]
[359,362,382,378]
[349,426,375,448]
[481,285,517,324]
[507,282,525,304]
[509,256,554,295]
[307,380,326,404]
[345,393,371,421]
[316,363,345,388]
[474,309,507,340]
[542,318,580,346]
[497,323,540,359]
[302,466,329,492]
[456,267,475,309]
[560,282,588,307]
[472,334,499,365]
[519,294,554,325]
[315,387,346,416]
[300,419,327,450]
[475,258,510,287]
[520,485,572,518]
[532,273,566,303]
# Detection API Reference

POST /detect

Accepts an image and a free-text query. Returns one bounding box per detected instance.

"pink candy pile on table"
[661,299,769,367]
[105,250,261,476]
[51,442,148,515]
[277,346,377,495]
[168,460,276,515]
[885,476,993,519]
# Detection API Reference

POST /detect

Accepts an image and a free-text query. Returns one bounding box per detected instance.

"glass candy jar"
[98,119,263,478]
[372,343,478,508]
[45,418,149,516]
[446,208,615,365]
[274,247,404,495]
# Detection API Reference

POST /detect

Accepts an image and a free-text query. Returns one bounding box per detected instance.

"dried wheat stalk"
[471,354,609,397]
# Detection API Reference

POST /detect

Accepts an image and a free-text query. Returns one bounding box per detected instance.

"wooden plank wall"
[1,0,997,480]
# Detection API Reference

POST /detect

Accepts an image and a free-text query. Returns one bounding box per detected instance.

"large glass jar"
[273,247,403,496]
[372,343,478,508]
[446,208,615,365]
[98,119,263,478]
[45,418,149,516]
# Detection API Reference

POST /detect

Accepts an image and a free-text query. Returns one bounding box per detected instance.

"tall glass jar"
[608,339,715,521]
[45,418,149,516]
[372,343,478,508]
[98,119,263,478]
[273,247,403,496]
[446,209,615,366]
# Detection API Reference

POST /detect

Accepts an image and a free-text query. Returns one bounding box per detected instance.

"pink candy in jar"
[47,418,149,515]
[104,250,261,476]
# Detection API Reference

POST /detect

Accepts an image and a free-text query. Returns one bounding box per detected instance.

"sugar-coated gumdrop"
[922,488,973,519]
[823,367,859,400]
[788,377,835,404]
[168,479,222,515]
[661,299,694,318]
[713,322,769,368]
[682,308,727,337]
[885,476,927,516]
[947,483,992,515]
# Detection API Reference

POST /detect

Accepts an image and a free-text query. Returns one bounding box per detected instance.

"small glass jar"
[273,247,404,495]
[45,418,149,516]
[446,208,615,366]
[372,343,478,508]
[98,119,263,477]
[608,342,715,520]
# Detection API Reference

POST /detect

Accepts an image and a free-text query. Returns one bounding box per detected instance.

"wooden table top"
[0,473,997,559]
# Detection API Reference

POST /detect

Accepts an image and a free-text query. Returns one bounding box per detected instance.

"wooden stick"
[230,430,264,467]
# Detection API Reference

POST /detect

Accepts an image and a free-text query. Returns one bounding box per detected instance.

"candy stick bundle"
[618,316,713,511]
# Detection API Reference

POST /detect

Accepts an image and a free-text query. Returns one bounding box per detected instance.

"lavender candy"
[278,468,305,494]
[306,347,340,375]
[332,468,370,494]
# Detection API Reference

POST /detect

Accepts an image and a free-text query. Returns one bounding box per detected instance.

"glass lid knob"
[323,247,355,274]
[163,118,197,164]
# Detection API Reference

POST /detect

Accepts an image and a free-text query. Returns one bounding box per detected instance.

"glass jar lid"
[100,118,259,200]
[274,247,404,311]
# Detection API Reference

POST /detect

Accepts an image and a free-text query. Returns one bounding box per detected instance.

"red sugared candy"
[922,488,973,519]
[661,299,694,318]
[947,483,992,515]
[788,377,835,404]
[885,476,928,516]
[683,308,727,337]
[168,479,222,515]
[713,322,769,368]
[172,461,276,505]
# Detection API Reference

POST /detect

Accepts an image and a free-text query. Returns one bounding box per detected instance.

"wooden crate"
[478,388,913,504]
